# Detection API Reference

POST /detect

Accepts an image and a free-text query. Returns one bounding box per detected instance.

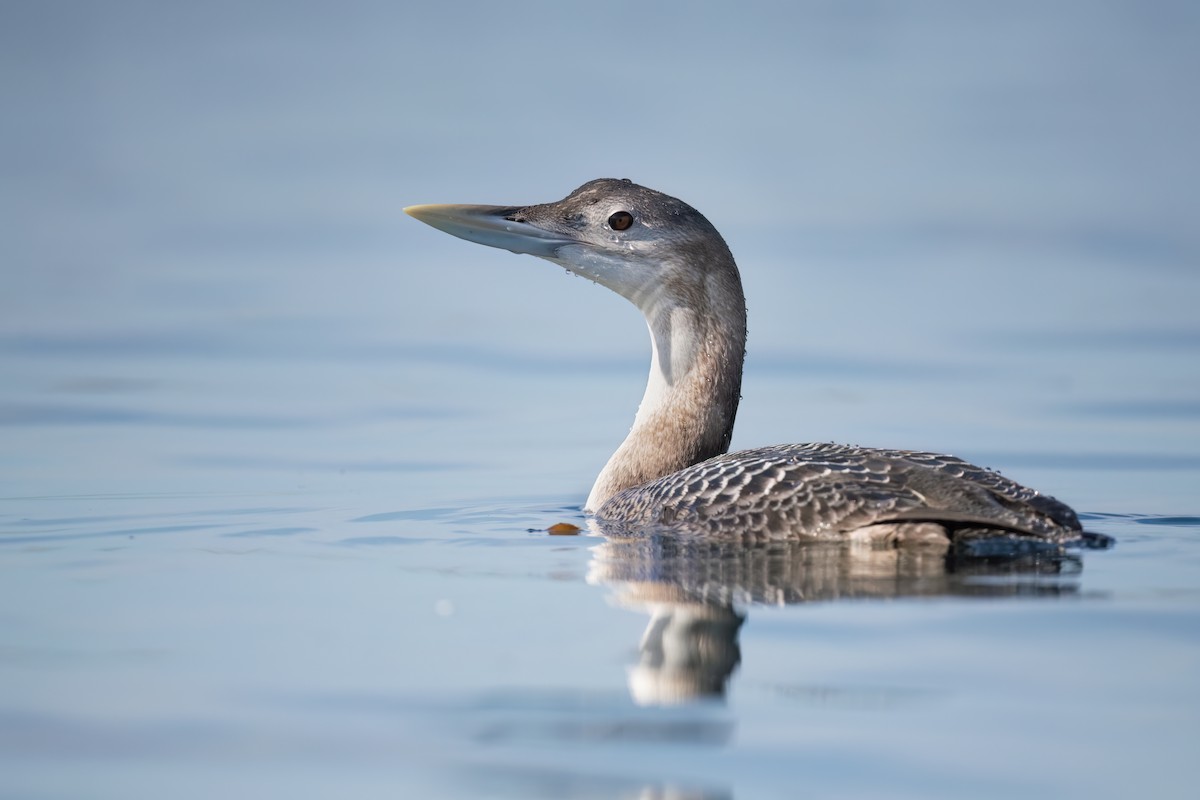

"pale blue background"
[2,2,1198,798]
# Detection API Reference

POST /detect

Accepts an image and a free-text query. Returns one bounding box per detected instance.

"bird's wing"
[599,443,1080,540]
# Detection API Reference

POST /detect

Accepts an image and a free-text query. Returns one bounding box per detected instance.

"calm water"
[3,3,1199,798]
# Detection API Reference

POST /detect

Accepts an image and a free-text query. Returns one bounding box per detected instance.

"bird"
[405,178,1088,545]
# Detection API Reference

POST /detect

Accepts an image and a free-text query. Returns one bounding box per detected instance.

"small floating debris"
[547,522,581,535]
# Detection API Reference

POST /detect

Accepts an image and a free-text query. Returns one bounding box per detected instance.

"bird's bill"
[404,203,575,258]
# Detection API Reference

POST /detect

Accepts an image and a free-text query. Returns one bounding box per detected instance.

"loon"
[406,178,1086,544]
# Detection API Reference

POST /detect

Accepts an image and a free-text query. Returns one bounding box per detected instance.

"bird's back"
[596,443,1082,543]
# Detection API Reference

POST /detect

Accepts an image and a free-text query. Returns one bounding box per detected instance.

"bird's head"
[405,178,735,311]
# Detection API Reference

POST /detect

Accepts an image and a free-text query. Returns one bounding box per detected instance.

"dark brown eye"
[608,211,633,231]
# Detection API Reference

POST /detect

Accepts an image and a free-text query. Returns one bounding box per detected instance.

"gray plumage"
[406,179,1088,544]
[596,442,1081,541]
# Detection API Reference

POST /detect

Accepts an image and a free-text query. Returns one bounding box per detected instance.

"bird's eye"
[608,211,634,231]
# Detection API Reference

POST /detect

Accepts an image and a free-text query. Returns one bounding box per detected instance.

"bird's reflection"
[588,533,1103,705]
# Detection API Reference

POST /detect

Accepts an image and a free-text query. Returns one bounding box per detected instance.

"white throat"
[632,307,699,428]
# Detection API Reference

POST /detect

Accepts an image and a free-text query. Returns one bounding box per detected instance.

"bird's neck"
[585,275,746,512]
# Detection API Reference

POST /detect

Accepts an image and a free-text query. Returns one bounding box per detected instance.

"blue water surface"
[2,3,1199,799]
